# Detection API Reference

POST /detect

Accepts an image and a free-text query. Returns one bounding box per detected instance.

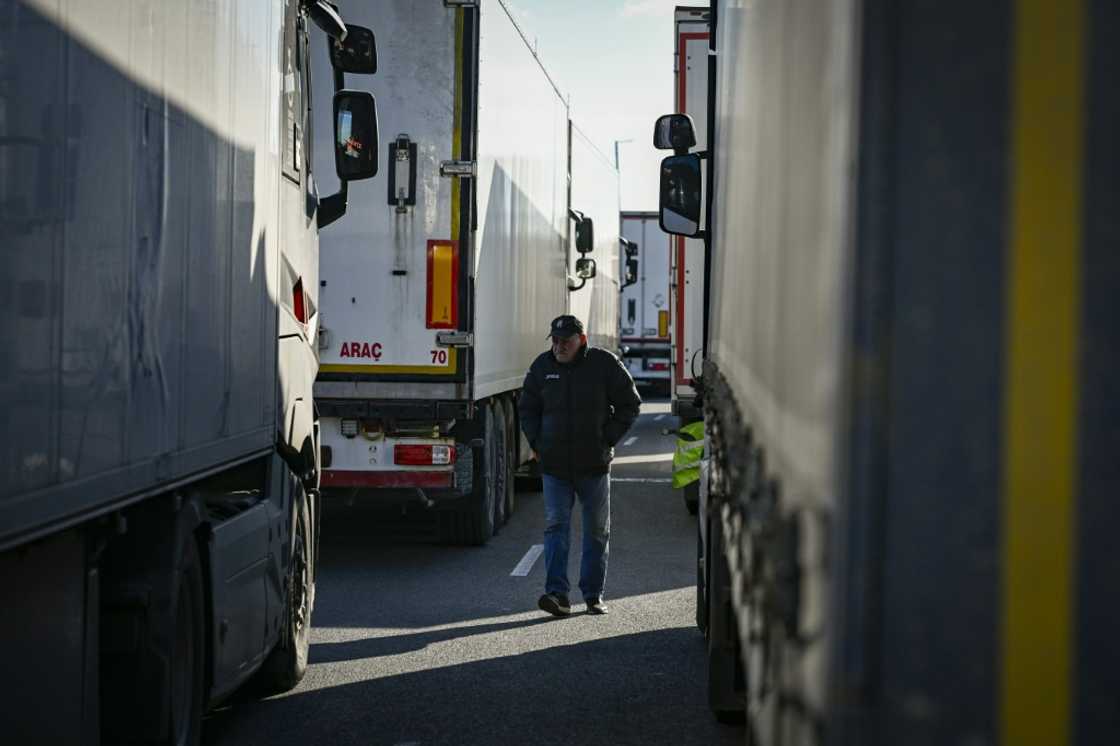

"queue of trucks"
[1,0,623,742]
[657,0,1118,743]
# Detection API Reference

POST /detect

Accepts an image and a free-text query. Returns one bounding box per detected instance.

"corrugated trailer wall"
[568,122,620,352]
[704,0,1118,742]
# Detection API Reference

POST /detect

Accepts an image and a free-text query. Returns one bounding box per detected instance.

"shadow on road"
[202,627,741,746]
[309,615,570,664]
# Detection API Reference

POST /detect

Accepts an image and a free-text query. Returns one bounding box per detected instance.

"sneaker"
[585,597,609,615]
[538,593,571,617]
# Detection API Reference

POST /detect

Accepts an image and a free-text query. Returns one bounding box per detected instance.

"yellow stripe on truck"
[1001,1,1084,744]
[320,352,457,376]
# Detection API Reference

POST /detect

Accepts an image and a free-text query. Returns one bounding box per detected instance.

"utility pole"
[613,138,633,170]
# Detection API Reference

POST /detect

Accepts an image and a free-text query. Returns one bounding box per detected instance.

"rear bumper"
[321,470,453,489]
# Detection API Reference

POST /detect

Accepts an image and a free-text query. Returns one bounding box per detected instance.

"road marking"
[611,477,672,483]
[510,544,544,577]
[612,453,673,465]
[654,414,665,421]
[623,435,638,447]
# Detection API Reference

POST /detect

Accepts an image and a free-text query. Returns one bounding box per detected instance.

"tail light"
[395,444,455,466]
[647,361,669,371]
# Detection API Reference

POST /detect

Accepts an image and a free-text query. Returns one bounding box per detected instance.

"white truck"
[311,0,617,544]
[0,1,377,742]
[620,212,671,394]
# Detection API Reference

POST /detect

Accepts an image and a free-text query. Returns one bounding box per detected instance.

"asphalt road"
[202,396,742,746]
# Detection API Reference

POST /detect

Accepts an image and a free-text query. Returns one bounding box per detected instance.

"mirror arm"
[318,180,348,229]
[567,276,588,292]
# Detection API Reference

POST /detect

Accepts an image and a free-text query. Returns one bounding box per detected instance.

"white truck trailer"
[569,122,621,353]
[656,0,1119,741]
[0,1,378,742]
[620,212,671,394]
[311,0,610,544]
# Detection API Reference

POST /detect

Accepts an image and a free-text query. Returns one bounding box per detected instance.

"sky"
[502,0,696,212]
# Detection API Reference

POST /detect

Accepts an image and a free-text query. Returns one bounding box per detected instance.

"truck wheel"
[684,481,699,515]
[256,479,312,693]
[500,397,517,520]
[696,516,709,636]
[707,513,747,724]
[438,407,497,545]
[492,403,508,531]
[169,532,205,746]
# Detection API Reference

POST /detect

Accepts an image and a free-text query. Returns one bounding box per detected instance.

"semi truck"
[619,211,671,395]
[656,0,1118,742]
[0,1,377,742]
[670,6,709,515]
[311,0,617,544]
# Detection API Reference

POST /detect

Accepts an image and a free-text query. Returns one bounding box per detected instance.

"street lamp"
[612,138,634,170]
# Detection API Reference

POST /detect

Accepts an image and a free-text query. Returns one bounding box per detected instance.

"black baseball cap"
[547,314,584,338]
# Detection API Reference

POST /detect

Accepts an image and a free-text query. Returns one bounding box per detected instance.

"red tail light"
[648,361,669,371]
[394,444,455,466]
[293,277,307,323]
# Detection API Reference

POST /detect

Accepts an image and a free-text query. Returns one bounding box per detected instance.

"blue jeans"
[542,473,610,600]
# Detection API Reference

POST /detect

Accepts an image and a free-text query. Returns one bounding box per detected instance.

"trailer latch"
[440,160,476,178]
[436,331,474,348]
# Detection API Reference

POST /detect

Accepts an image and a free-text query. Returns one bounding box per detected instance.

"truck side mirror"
[653,113,697,152]
[576,257,597,280]
[333,90,378,181]
[307,0,346,40]
[620,238,638,258]
[329,23,377,74]
[659,153,703,237]
[575,216,594,253]
[625,257,638,285]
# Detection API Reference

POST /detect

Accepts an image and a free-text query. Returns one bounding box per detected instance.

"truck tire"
[169,529,206,746]
[101,498,206,746]
[438,406,497,545]
[492,403,508,532]
[684,480,699,515]
[707,512,747,724]
[499,396,517,521]
[696,516,709,636]
[255,478,312,693]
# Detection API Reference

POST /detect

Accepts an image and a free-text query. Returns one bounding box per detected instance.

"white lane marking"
[611,477,672,483]
[623,435,638,447]
[654,414,665,421]
[510,544,544,577]
[612,452,673,465]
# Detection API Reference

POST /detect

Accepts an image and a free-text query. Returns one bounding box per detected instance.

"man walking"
[519,315,641,616]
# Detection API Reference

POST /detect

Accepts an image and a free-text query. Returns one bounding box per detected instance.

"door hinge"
[440,160,476,178]
[436,331,474,348]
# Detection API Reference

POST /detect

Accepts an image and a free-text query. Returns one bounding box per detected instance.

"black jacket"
[519,345,642,478]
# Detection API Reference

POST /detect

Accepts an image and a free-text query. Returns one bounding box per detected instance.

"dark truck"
[0,1,378,742]
[655,0,1118,742]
